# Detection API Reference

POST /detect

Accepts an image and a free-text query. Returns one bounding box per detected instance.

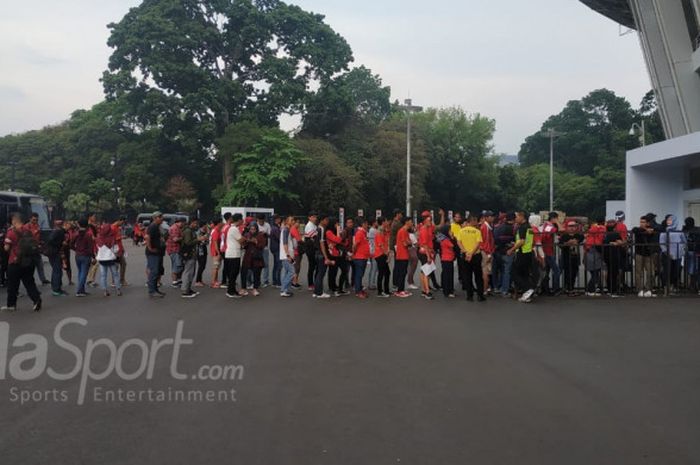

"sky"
[0,0,651,154]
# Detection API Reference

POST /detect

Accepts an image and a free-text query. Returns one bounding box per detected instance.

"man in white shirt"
[279,216,297,297]
[256,213,272,287]
[225,214,245,298]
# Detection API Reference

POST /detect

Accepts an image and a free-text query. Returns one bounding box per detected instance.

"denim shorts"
[170,253,184,274]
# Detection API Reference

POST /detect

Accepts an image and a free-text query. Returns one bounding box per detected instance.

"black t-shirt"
[146,222,162,256]
[494,223,515,254]
[560,233,584,257]
[632,227,657,256]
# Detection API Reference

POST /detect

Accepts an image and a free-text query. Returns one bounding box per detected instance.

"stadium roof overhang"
[579,0,636,29]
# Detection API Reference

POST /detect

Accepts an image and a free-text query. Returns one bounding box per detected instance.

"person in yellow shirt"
[457,215,486,302]
[450,212,465,286]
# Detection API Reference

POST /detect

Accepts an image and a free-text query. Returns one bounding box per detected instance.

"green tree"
[102,0,353,189]
[217,124,304,206]
[64,193,92,218]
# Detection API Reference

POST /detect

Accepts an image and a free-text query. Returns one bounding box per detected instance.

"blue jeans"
[367,258,377,288]
[271,249,282,286]
[261,248,270,284]
[497,253,514,295]
[353,259,368,294]
[49,254,63,293]
[75,255,91,294]
[100,262,121,291]
[544,255,561,292]
[313,255,327,296]
[147,254,160,294]
[281,259,295,294]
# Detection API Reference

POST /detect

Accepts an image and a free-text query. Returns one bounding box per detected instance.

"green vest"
[516,227,535,254]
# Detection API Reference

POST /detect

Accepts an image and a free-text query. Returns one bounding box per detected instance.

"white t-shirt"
[225,226,243,259]
[279,227,297,260]
[258,221,271,247]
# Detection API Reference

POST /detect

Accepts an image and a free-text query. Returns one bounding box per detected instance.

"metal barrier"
[519,232,698,297]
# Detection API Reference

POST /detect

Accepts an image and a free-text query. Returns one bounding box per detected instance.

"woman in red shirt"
[438,224,456,298]
[325,218,349,296]
[394,218,413,297]
[374,217,391,297]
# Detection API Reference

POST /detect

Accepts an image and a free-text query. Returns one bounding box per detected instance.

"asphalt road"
[0,244,699,465]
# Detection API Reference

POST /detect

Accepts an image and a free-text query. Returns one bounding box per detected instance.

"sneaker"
[76,292,88,297]
[644,291,656,298]
[194,282,206,288]
[356,292,368,299]
[422,292,434,300]
[32,299,42,312]
[252,290,260,297]
[246,285,254,290]
[314,293,331,299]
[447,294,456,298]
[377,293,391,298]
[522,289,535,301]
[308,285,315,291]
[181,291,199,299]
[610,294,623,299]
[291,283,301,289]
[408,284,419,290]
[518,295,533,303]
[638,290,645,298]
[226,292,242,299]
[170,281,181,288]
[280,292,293,298]
[334,290,350,297]
[52,291,65,297]
[1,306,16,312]
[395,291,411,298]
[238,290,249,297]
[116,289,123,297]
[262,283,270,288]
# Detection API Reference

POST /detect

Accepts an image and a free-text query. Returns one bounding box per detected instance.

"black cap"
[548,211,559,220]
[481,210,495,217]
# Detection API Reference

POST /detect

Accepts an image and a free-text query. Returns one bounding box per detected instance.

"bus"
[0,191,51,240]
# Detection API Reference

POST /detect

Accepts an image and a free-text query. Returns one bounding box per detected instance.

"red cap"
[421,210,431,218]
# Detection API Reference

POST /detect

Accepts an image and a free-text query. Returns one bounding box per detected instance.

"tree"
[64,193,92,218]
[301,66,392,137]
[217,124,304,206]
[164,175,198,212]
[102,0,354,189]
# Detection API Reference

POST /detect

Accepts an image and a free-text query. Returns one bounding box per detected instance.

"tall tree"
[102,0,354,189]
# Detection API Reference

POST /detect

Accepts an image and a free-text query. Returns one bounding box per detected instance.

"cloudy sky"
[0,0,650,154]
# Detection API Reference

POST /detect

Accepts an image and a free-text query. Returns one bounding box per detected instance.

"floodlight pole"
[400,99,423,217]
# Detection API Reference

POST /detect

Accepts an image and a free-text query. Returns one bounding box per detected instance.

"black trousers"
[513,253,535,292]
[376,255,391,295]
[441,260,455,296]
[313,255,327,295]
[196,254,207,283]
[7,263,41,308]
[328,256,347,292]
[225,258,241,295]
[306,246,317,287]
[461,253,484,298]
[394,259,408,292]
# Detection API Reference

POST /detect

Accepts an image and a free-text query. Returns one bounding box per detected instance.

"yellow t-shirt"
[458,226,482,253]
[450,222,462,238]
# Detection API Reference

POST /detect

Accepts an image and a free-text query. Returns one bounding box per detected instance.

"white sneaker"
[408,284,419,290]
[644,291,656,298]
[522,289,535,300]
[638,291,645,298]
[316,293,331,299]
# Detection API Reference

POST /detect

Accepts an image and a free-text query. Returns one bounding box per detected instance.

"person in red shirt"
[326,217,349,296]
[438,224,456,298]
[541,212,561,295]
[289,220,302,288]
[26,212,49,285]
[352,217,371,298]
[3,214,42,312]
[394,217,413,297]
[111,216,128,286]
[417,211,435,300]
[374,217,391,297]
[219,213,233,288]
[585,218,607,295]
[479,210,496,295]
[209,217,223,288]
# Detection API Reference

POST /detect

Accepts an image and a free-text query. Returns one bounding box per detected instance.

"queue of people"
[1,207,698,311]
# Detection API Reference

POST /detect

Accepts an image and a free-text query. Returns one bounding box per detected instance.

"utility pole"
[543,128,564,212]
[399,98,423,217]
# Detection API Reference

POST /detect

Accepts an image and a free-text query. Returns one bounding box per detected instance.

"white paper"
[421,262,436,276]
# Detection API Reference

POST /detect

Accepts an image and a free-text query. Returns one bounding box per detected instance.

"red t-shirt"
[290,227,302,257]
[373,231,388,259]
[479,222,496,255]
[4,227,22,265]
[540,222,558,257]
[220,224,231,253]
[210,227,221,256]
[615,222,628,238]
[326,229,343,257]
[440,238,456,262]
[111,224,124,255]
[354,228,370,260]
[26,222,40,242]
[396,228,410,260]
[585,224,606,249]
[418,224,433,250]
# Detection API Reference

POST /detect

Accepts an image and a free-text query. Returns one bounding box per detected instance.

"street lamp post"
[399,98,423,217]
[629,121,646,147]
[542,128,564,213]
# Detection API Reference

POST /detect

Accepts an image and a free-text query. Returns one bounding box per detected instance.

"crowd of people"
[1,207,698,311]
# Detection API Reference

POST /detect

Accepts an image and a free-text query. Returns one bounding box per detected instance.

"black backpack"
[17,230,39,267]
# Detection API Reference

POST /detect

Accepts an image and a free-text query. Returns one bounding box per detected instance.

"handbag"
[96,244,117,262]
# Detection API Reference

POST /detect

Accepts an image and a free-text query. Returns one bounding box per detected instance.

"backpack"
[17,230,39,267]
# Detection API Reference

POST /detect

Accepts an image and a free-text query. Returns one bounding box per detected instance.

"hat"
[548,211,559,220]
[152,211,163,218]
[481,210,495,217]
[615,210,625,220]
[421,210,431,218]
